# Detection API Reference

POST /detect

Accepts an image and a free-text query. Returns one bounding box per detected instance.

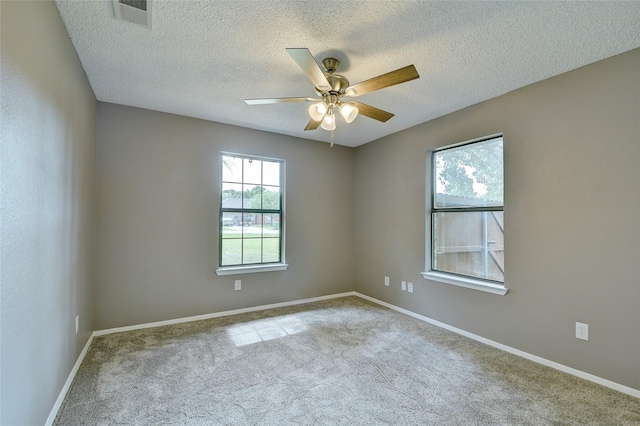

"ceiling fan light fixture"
[308,102,327,121]
[245,48,420,135]
[320,108,336,131]
[339,103,359,123]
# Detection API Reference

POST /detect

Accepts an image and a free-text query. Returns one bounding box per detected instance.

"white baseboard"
[48,289,638,424]
[354,292,640,399]
[93,292,356,336]
[45,334,94,426]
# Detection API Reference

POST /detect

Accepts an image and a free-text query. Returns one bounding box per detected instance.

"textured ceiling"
[54,1,640,148]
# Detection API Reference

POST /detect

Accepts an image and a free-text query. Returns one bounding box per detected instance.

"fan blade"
[304,118,322,131]
[286,48,332,92]
[345,65,419,97]
[350,101,395,122]
[245,97,316,105]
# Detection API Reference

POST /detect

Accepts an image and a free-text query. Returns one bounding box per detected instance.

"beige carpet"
[55,297,640,425]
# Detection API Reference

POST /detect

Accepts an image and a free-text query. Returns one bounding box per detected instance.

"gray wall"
[354,49,640,390]
[95,103,355,329]
[2,4,636,423]
[0,1,97,424]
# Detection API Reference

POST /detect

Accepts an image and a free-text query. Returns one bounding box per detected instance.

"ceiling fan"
[245,48,420,132]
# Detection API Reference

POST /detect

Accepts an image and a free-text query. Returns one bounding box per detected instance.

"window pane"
[221,183,242,209]
[263,161,280,186]
[222,156,242,183]
[262,213,280,233]
[262,186,280,210]
[262,213,281,231]
[434,137,503,208]
[221,239,242,266]
[221,213,240,233]
[243,185,259,209]
[433,211,504,282]
[242,238,262,264]
[262,238,280,263]
[243,158,262,185]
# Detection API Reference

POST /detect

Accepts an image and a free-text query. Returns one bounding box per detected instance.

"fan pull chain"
[330,130,335,147]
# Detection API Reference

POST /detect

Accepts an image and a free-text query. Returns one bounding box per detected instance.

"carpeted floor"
[55,296,640,425]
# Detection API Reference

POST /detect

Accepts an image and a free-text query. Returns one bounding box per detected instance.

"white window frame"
[422,134,507,295]
[215,152,288,276]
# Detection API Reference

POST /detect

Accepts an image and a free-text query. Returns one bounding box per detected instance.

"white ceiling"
[54,1,640,148]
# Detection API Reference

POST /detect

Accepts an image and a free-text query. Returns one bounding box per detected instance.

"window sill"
[216,263,289,276]
[421,271,508,295]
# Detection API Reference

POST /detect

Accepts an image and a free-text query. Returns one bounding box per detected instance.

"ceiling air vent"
[112,0,151,29]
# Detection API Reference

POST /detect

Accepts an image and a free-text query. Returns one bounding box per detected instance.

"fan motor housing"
[326,74,350,94]
[317,58,350,95]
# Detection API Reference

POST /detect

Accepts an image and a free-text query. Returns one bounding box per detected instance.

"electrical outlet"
[234,280,241,291]
[407,282,414,293]
[401,281,406,291]
[75,315,79,334]
[575,322,589,341]
[384,276,390,286]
